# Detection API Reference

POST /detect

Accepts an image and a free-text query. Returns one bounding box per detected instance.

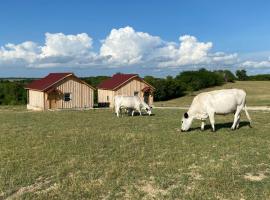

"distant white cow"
[181,89,252,132]
[114,95,152,117]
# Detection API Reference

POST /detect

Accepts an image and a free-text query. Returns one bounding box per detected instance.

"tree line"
[0,80,30,105]
[0,69,269,105]
[144,69,235,101]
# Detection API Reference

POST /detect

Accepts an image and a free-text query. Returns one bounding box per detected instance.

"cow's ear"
[184,112,189,118]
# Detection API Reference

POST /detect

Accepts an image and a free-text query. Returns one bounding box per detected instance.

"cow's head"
[143,103,152,116]
[181,112,193,131]
[145,106,152,116]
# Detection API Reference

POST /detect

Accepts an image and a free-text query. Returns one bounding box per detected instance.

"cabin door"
[50,99,57,109]
[143,91,150,104]
[48,91,59,109]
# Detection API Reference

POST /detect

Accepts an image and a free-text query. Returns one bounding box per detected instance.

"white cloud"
[35,32,99,68]
[0,41,40,64]
[100,26,163,65]
[241,57,270,68]
[0,32,99,68]
[100,27,238,68]
[0,26,269,72]
[41,33,93,57]
[176,35,212,65]
[154,35,213,67]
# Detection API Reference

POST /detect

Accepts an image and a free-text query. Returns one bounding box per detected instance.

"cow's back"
[115,95,140,108]
[192,89,246,114]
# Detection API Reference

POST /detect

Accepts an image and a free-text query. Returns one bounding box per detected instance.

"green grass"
[1,107,270,199]
[154,81,270,107]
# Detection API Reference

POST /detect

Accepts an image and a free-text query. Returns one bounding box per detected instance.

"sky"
[1,0,270,77]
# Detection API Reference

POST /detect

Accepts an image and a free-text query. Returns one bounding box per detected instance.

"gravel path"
[1,106,269,113]
[153,106,270,111]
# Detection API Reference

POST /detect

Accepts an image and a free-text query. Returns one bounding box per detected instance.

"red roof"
[25,73,73,91]
[97,73,139,90]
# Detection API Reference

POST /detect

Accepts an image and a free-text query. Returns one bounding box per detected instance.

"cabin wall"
[27,90,44,110]
[44,77,94,109]
[44,93,49,110]
[114,79,146,97]
[98,89,115,107]
[115,79,153,105]
[98,78,153,107]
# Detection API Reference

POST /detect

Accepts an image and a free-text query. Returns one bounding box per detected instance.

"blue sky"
[1,0,270,77]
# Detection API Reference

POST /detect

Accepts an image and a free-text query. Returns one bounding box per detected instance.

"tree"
[236,69,248,80]
[215,70,236,82]
[175,69,224,91]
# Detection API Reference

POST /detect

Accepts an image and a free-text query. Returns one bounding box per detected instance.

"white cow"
[181,89,252,132]
[114,95,152,117]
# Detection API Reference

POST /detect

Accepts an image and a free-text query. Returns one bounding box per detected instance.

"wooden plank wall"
[44,77,94,109]
[28,90,44,109]
[98,89,115,107]
[98,78,153,107]
[115,79,146,97]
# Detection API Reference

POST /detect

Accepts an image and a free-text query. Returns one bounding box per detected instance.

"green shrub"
[0,80,29,105]
[175,68,224,91]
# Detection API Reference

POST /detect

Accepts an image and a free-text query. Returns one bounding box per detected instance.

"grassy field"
[154,81,270,107]
[1,106,270,199]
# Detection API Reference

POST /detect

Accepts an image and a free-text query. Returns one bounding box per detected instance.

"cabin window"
[64,93,71,101]
[107,96,109,101]
[134,91,139,96]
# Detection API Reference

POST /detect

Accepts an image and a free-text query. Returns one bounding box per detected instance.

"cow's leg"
[209,113,215,132]
[137,107,142,116]
[231,106,242,130]
[236,114,241,129]
[116,106,120,117]
[201,120,205,131]
[128,108,132,116]
[244,104,252,128]
[118,107,123,117]
[132,110,135,116]
[121,107,124,117]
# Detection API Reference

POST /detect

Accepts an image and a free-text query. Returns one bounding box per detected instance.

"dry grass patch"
[244,172,268,182]
[154,81,270,107]
[5,176,54,200]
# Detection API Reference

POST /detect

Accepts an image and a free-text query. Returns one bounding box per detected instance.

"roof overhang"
[98,75,155,91]
[25,74,96,91]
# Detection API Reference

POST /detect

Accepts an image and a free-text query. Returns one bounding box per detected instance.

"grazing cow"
[181,89,252,132]
[114,95,152,117]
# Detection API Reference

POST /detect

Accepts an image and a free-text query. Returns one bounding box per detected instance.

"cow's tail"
[243,104,252,128]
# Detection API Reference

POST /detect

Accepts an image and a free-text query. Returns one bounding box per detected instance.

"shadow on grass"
[190,121,251,132]
[129,113,155,117]
[115,112,155,117]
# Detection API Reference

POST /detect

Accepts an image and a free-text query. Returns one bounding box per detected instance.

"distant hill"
[154,81,270,107]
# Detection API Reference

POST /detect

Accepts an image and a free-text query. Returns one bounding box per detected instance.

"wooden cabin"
[25,73,95,110]
[97,73,155,108]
